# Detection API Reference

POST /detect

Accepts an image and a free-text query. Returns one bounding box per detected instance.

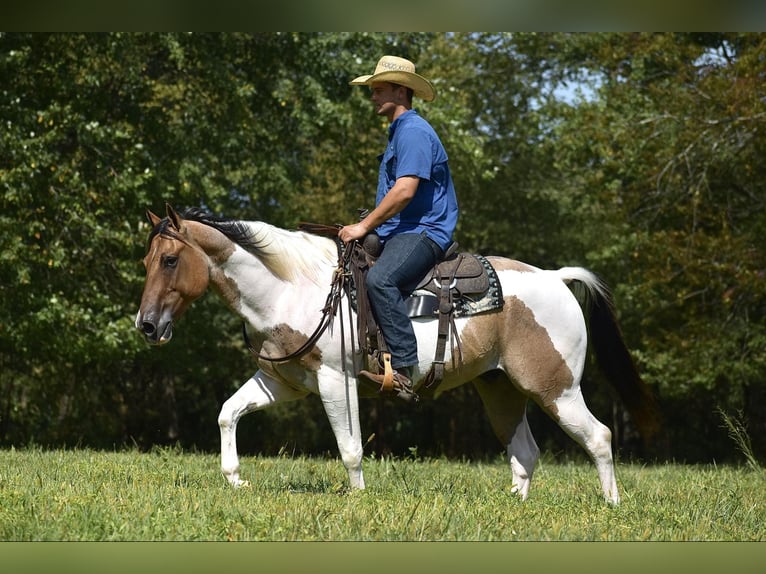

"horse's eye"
[163,255,178,269]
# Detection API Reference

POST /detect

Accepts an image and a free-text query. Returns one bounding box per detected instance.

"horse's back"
[411,256,592,392]
[484,256,590,362]
[488,257,588,320]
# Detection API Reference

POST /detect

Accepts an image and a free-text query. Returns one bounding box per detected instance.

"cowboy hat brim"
[350,70,435,102]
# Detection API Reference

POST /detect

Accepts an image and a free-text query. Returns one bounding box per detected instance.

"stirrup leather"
[381,353,394,392]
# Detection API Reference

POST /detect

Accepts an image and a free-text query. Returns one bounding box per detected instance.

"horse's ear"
[146,210,162,227]
[165,203,185,232]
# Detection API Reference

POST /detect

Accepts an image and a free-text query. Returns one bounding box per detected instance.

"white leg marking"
[317,368,365,489]
[471,374,538,500]
[554,392,620,504]
[218,370,308,487]
[508,411,540,500]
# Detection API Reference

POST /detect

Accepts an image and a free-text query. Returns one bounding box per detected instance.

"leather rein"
[241,224,355,365]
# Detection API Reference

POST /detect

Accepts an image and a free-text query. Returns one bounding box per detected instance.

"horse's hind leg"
[551,388,620,504]
[218,369,308,487]
[473,370,539,500]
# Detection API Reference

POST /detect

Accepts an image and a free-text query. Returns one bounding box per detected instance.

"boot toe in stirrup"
[394,373,418,402]
[357,370,419,402]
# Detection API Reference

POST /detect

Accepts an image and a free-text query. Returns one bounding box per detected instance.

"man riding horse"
[338,55,459,401]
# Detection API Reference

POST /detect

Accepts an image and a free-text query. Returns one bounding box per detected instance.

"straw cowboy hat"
[350,55,435,102]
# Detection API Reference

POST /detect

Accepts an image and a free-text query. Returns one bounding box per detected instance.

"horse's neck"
[201,222,336,329]
[217,246,284,302]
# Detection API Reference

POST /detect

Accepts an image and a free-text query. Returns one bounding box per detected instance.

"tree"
[2,32,763,464]
[518,33,766,461]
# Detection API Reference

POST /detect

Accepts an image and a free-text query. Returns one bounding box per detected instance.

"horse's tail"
[555,267,661,443]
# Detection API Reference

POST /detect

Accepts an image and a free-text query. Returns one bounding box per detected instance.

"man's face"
[370,82,406,120]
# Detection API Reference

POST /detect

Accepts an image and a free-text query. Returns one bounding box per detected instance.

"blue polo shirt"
[375,110,458,252]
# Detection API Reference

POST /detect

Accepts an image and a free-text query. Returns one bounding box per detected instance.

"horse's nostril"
[142,321,156,336]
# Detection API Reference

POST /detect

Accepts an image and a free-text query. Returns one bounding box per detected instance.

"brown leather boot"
[357,369,418,402]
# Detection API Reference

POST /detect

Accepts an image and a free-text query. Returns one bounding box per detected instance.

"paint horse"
[135,205,659,504]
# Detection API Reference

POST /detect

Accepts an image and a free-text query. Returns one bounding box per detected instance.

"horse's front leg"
[317,367,365,490]
[218,369,308,487]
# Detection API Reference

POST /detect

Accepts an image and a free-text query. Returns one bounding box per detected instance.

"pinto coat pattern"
[136,205,659,504]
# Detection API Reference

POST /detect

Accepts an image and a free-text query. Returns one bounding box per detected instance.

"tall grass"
[0,446,763,541]
[718,407,762,472]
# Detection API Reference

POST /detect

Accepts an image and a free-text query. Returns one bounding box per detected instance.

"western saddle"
[298,221,494,398]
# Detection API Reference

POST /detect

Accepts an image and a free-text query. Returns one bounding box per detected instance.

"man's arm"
[338,175,419,243]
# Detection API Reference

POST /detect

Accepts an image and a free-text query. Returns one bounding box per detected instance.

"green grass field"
[0,446,763,541]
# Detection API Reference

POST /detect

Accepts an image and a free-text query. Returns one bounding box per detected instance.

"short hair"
[390,83,414,103]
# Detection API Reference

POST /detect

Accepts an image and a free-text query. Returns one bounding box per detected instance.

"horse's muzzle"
[135,311,173,345]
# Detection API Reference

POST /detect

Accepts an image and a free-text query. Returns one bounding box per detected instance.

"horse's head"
[135,204,210,345]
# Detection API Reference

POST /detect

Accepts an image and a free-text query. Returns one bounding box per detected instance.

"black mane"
[181,208,256,249]
[147,207,256,252]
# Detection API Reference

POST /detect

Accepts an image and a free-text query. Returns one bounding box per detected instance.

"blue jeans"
[365,232,444,370]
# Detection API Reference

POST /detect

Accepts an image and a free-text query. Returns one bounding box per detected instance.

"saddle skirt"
[346,246,503,320]
[407,252,503,318]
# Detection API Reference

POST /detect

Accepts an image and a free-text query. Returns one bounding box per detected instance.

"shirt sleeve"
[393,126,433,181]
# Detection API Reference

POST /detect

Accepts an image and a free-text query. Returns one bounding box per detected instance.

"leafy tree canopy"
[1,32,764,463]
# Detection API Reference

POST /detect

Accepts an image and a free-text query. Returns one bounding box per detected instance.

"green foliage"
[1,33,765,464]
[0,448,763,541]
[519,33,766,461]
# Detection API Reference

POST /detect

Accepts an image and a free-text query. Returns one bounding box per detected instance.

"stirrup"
[357,370,418,402]
[357,355,419,403]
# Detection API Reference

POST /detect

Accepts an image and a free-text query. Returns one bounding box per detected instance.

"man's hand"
[338,221,370,244]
